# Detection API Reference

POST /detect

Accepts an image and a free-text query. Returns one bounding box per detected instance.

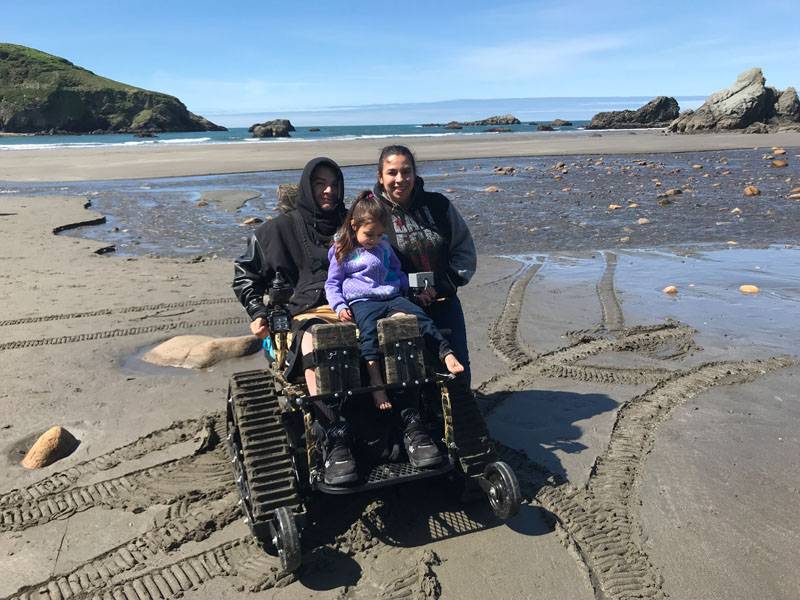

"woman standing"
[372,145,477,384]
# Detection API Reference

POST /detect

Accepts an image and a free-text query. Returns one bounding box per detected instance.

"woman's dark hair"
[377,144,417,180]
[334,191,390,263]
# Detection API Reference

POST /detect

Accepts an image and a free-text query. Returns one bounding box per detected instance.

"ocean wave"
[159,137,212,144]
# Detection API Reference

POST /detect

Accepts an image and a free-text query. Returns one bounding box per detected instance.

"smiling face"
[311,165,340,211]
[354,220,384,250]
[378,154,415,206]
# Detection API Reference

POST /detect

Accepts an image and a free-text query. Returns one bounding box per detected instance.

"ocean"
[0,96,706,151]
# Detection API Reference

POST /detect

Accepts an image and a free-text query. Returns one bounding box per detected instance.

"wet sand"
[1,188,799,599]
[2,128,800,182]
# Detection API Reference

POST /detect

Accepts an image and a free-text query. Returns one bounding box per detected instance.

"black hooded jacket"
[233,157,346,319]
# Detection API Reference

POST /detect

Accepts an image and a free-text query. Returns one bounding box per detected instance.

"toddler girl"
[325,191,463,409]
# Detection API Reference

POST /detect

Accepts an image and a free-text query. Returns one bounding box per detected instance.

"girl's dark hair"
[335,191,390,263]
[377,144,417,180]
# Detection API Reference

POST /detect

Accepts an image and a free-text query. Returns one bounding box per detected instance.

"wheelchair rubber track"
[534,356,793,600]
[229,369,302,522]
[447,381,497,478]
[0,413,223,508]
[0,297,238,327]
[487,259,542,369]
[3,495,242,600]
[0,317,247,351]
[0,448,233,533]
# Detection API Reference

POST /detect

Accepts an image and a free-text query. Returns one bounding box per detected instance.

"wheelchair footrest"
[311,322,360,394]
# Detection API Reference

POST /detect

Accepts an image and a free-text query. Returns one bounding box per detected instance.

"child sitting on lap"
[325,191,464,409]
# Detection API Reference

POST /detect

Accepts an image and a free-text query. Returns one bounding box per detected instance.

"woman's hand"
[250,317,270,339]
[338,308,353,322]
[416,286,438,307]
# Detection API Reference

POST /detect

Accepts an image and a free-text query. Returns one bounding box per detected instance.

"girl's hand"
[417,287,438,306]
[338,308,353,322]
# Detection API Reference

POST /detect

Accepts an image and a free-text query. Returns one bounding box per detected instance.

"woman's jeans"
[427,294,471,386]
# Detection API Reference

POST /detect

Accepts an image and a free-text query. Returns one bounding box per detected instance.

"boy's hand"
[338,308,353,322]
[250,317,269,339]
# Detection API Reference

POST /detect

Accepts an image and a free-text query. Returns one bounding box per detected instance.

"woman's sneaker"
[402,416,443,468]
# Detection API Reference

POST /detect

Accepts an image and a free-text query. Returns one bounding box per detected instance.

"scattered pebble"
[619,236,631,243]
[637,218,651,225]
[731,207,742,215]
[788,193,800,201]
[743,185,760,196]
[608,203,622,210]
[727,240,738,245]
[483,186,501,193]
[241,217,263,225]
[739,284,760,294]
[628,203,639,208]
[771,160,788,168]
[773,148,786,155]
[692,164,703,170]
[662,188,682,196]
[663,285,678,294]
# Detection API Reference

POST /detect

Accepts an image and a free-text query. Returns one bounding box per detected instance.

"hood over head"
[296,156,346,240]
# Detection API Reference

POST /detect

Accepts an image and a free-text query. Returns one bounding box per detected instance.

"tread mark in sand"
[0,317,248,351]
[0,297,238,327]
[0,413,224,508]
[487,258,543,369]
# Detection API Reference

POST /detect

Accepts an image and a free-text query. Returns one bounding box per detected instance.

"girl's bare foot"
[373,389,392,410]
[443,353,464,375]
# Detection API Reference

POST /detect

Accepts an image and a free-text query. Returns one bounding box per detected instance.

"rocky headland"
[249,118,295,138]
[0,43,226,134]
[588,96,680,129]
[669,68,800,134]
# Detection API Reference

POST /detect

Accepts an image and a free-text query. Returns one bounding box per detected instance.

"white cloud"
[460,34,630,80]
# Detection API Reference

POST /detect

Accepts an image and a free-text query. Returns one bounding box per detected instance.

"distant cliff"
[0,44,226,134]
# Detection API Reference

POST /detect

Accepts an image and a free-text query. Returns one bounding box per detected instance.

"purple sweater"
[326,239,409,314]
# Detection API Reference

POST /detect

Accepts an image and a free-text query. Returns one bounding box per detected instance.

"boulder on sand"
[21,426,80,469]
[249,119,295,138]
[588,97,679,129]
[143,335,261,369]
[669,68,800,133]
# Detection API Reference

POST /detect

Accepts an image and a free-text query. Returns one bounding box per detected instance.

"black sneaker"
[323,424,358,485]
[403,421,443,468]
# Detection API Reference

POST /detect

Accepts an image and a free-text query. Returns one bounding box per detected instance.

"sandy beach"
[1,134,800,599]
[3,129,800,182]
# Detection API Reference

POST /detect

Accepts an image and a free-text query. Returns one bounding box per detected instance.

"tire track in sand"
[0,297,238,328]
[0,317,247,351]
[0,414,223,508]
[486,258,543,369]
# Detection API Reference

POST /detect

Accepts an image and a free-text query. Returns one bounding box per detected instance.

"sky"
[2,0,798,122]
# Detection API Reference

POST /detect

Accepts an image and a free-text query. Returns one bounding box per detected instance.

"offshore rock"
[670,68,800,133]
[143,335,261,369]
[587,96,679,129]
[22,426,80,469]
[0,43,226,134]
[461,114,521,126]
[249,119,295,138]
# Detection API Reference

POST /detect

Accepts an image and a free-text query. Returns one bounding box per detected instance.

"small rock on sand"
[628,203,639,208]
[662,188,682,196]
[787,193,800,200]
[637,218,651,225]
[773,148,787,155]
[739,284,760,294]
[663,285,678,294]
[22,426,80,469]
[743,185,761,196]
[771,160,788,168]
[483,186,501,193]
[241,217,263,225]
[144,335,261,369]
[608,204,622,210]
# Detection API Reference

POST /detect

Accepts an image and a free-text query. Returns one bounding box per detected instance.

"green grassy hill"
[0,44,225,134]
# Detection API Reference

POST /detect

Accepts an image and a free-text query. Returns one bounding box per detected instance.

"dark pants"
[427,295,471,386]
[350,296,451,362]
